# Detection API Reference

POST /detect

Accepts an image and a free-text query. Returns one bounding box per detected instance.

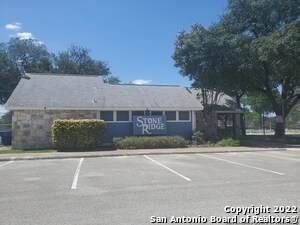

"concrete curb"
[0,147,287,162]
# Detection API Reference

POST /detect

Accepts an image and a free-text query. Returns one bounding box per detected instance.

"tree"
[173,24,250,106]
[6,38,54,73]
[173,24,250,136]
[103,75,121,84]
[223,0,300,137]
[0,39,120,104]
[246,92,275,133]
[55,45,110,76]
[0,51,21,104]
[173,0,300,137]
[0,111,12,124]
[55,45,120,84]
[0,38,54,104]
[286,103,300,128]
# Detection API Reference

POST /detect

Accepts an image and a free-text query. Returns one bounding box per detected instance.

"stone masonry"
[12,110,97,149]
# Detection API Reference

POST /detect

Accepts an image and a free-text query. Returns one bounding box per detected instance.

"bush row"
[52,119,106,150]
[51,119,240,151]
[191,131,240,146]
[113,136,187,149]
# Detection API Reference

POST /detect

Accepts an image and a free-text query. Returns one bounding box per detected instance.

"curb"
[0,148,287,162]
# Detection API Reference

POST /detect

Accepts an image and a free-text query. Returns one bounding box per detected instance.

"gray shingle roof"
[188,88,239,110]
[5,73,204,110]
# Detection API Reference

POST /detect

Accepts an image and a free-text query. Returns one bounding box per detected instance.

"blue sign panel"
[133,116,167,135]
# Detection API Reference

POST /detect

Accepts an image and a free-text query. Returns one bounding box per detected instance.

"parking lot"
[0,150,299,225]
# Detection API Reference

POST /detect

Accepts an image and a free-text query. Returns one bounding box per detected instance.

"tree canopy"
[0,50,21,104]
[55,45,110,75]
[0,38,120,104]
[173,0,300,137]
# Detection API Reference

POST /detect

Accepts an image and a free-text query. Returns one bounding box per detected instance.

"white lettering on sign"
[136,116,166,135]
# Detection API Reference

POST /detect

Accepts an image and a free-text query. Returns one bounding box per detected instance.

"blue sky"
[0,0,228,113]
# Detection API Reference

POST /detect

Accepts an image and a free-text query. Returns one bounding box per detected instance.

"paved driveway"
[0,150,299,225]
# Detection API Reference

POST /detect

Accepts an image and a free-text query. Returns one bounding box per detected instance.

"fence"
[245,114,300,135]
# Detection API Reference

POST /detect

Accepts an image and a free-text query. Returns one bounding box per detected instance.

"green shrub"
[217,137,240,147]
[113,136,187,149]
[191,131,206,145]
[52,119,106,150]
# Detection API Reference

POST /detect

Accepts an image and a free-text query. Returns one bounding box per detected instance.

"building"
[5,73,242,149]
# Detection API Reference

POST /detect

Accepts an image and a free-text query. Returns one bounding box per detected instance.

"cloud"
[132,79,152,85]
[5,22,22,30]
[5,22,43,44]
[16,32,34,40]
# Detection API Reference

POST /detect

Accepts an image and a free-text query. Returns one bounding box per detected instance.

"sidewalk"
[0,145,290,162]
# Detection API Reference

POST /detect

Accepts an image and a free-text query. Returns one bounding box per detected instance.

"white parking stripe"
[71,158,84,190]
[248,152,300,162]
[143,155,191,182]
[0,161,14,168]
[197,154,284,176]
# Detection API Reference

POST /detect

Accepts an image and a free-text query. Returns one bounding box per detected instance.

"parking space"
[0,150,299,225]
[76,155,189,193]
[210,151,300,178]
[0,158,80,193]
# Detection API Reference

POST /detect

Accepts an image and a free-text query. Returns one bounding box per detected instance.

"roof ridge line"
[108,83,181,87]
[26,73,101,77]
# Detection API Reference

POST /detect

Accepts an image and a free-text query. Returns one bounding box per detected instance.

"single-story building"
[5,73,242,149]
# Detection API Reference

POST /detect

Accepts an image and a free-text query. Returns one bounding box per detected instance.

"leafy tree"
[55,45,110,75]
[55,45,120,84]
[173,0,300,137]
[223,0,300,137]
[103,75,121,84]
[0,38,54,104]
[5,38,54,73]
[0,39,120,104]
[246,92,274,130]
[173,24,250,107]
[286,103,300,127]
[244,111,260,129]
[0,111,12,124]
[173,24,250,136]
[0,51,21,104]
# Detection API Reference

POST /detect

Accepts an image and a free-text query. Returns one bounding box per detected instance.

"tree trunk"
[240,113,246,136]
[275,122,284,138]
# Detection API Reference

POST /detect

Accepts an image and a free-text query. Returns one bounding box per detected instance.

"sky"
[0,0,228,113]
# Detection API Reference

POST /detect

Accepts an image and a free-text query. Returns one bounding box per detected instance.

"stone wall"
[12,110,97,149]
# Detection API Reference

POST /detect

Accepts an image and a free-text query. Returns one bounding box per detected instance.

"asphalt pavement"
[0,149,299,225]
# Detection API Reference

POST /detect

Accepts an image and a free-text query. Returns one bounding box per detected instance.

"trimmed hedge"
[113,136,187,149]
[52,119,106,150]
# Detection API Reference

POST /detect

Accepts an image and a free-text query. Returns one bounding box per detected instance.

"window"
[117,111,129,121]
[165,111,176,121]
[151,111,163,116]
[179,111,190,121]
[100,111,113,121]
[132,111,144,116]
